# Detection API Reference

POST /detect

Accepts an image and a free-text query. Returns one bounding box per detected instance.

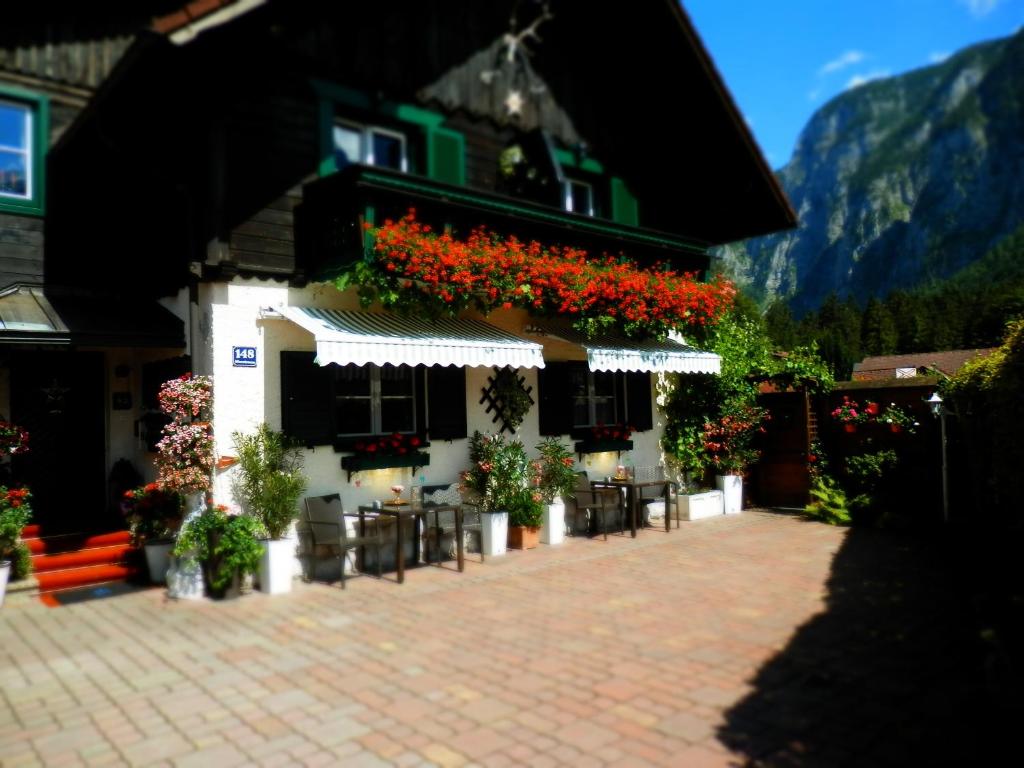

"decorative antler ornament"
[480,1,553,117]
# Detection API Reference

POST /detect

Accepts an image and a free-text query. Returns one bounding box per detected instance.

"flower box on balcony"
[341,451,430,482]
[573,439,634,457]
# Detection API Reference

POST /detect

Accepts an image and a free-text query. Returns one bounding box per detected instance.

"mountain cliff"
[716,30,1024,316]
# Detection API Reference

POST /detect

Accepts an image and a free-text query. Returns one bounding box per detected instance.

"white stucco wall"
[204,279,669,513]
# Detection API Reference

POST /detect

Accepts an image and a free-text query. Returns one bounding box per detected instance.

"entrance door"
[10,351,107,533]
[752,390,811,508]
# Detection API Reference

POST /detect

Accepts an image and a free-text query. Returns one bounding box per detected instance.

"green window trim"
[0,85,48,217]
[314,80,465,186]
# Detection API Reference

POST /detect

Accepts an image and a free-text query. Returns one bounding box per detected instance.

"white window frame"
[563,177,594,216]
[572,369,619,428]
[0,100,32,201]
[335,364,417,437]
[333,119,408,173]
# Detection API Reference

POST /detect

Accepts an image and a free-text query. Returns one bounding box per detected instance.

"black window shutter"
[281,352,334,447]
[625,371,653,432]
[414,365,428,436]
[538,362,574,436]
[427,365,467,440]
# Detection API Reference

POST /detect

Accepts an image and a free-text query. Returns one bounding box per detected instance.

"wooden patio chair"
[300,494,386,588]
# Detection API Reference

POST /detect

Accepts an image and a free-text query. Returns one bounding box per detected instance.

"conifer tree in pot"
[233,424,307,594]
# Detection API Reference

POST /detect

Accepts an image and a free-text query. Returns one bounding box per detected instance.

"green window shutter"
[625,371,653,432]
[538,362,575,436]
[426,127,465,186]
[427,365,467,440]
[281,352,334,447]
[610,177,639,227]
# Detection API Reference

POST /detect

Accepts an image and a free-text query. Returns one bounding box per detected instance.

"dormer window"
[333,121,408,173]
[0,88,46,216]
[0,101,31,200]
[563,177,595,216]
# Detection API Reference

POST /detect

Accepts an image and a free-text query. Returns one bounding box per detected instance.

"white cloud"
[819,50,867,76]
[959,0,1002,18]
[929,51,951,64]
[846,70,891,89]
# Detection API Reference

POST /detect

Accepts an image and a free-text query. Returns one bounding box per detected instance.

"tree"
[860,297,898,356]
[764,300,798,349]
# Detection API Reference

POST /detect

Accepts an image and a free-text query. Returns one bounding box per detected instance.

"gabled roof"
[134,0,795,246]
[853,349,996,380]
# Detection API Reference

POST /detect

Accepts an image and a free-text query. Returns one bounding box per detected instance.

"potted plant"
[464,432,532,557]
[233,423,307,595]
[155,374,215,598]
[174,501,264,599]
[507,489,544,549]
[535,437,576,545]
[879,403,916,434]
[831,396,865,433]
[0,485,31,608]
[121,483,183,584]
[701,403,768,514]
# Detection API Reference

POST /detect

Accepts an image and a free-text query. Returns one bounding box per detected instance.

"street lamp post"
[927,392,949,524]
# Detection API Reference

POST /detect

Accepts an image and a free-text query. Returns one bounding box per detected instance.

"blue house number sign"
[232,346,257,368]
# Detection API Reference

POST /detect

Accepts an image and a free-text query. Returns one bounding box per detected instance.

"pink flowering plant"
[156,423,214,493]
[534,437,577,503]
[155,373,214,494]
[159,374,213,422]
[831,396,864,425]
[464,431,543,522]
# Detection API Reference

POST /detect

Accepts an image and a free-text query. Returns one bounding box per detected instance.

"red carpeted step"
[31,544,135,573]
[35,564,138,593]
[21,524,41,539]
[25,530,132,556]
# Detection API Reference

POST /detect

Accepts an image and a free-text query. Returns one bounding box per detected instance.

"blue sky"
[685,0,1024,169]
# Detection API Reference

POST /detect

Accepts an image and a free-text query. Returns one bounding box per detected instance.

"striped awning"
[278,307,546,369]
[526,319,720,374]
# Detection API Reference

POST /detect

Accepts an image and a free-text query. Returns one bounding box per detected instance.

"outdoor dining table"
[590,477,673,537]
[357,503,464,584]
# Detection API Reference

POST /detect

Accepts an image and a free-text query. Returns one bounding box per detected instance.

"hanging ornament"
[480,1,553,119]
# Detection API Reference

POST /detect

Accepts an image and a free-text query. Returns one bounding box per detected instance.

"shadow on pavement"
[719,517,1023,766]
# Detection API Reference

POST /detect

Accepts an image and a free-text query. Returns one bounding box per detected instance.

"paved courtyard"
[0,511,994,767]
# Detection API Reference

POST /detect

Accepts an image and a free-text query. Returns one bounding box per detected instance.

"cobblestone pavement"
[1,511,930,766]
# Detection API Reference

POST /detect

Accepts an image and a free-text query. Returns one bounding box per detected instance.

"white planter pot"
[480,511,508,557]
[541,501,565,546]
[143,540,173,585]
[259,539,295,595]
[166,553,205,600]
[678,490,725,521]
[716,475,744,514]
[0,560,9,608]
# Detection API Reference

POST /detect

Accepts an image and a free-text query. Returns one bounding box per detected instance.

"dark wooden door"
[752,391,811,508]
[10,351,107,533]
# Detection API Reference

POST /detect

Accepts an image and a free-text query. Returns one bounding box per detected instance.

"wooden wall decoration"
[479,366,534,434]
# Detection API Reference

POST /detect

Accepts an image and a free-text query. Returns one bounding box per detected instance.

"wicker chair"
[300,494,386,588]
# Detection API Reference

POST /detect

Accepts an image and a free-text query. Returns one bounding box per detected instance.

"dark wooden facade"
[42,0,795,297]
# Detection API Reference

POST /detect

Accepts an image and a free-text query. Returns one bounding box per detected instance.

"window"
[335,363,416,436]
[332,121,408,173]
[281,353,468,448]
[570,368,618,427]
[538,362,653,437]
[563,177,594,216]
[0,88,47,216]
